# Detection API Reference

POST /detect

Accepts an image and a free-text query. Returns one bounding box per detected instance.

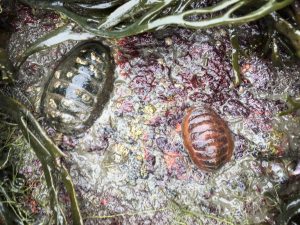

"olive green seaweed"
[0,94,83,225]
[277,194,300,225]
[291,0,300,26]
[85,207,169,220]
[19,116,67,224]
[16,0,297,88]
[279,96,300,116]
[7,0,294,95]
[20,0,294,38]
[0,120,32,224]
[264,183,300,225]
[84,200,235,224]
[0,48,15,85]
[169,199,235,225]
[270,12,300,58]
[17,0,294,55]
[16,23,96,68]
[0,126,16,170]
[229,29,242,87]
[0,187,26,224]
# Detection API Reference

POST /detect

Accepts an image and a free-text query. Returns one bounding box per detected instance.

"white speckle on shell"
[82,93,91,103]
[61,113,75,123]
[157,58,164,65]
[49,99,57,109]
[55,70,61,79]
[62,98,74,108]
[91,51,102,63]
[26,86,33,93]
[66,72,73,78]
[54,81,61,89]
[165,37,173,46]
[49,110,61,118]
[76,57,88,65]
[90,64,100,78]
[75,89,81,96]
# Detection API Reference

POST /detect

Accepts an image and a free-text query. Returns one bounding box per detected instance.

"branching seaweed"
[169,199,235,225]
[0,93,83,225]
[15,0,296,88]
[20,0,294,38]
[0,121,32,224]
[264,181,300,225]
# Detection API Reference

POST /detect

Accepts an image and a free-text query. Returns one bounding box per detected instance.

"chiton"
[182,106,234,172]
[41,41,115,134]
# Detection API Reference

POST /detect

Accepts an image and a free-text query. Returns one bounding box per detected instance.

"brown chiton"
[182,106,234,172]
[40,41,115,134]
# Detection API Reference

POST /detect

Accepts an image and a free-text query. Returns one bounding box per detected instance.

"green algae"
[19,0,294,38]
[0,48,14,85]
[0,94,83,225]
[0,119,34,224]
[15,0,298,90]
[279,96,300,116]
[229,29,242,87]
[264,180,300,225]
[270,12,300,58]
[278,194,300,225]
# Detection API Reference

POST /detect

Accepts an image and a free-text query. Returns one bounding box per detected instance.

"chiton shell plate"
[182,106,234,171]
[41,41,115,134]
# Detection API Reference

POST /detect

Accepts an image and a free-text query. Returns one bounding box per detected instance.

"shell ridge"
[182,106,234,171]
[41,41,115,134]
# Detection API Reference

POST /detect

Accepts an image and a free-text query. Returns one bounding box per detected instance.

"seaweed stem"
[85,207,169,220]
[19,0,294,38]
[229,29,242,87]
[16,23,96,68]
[0,93,83,225]
[270,12,300,58]
[271,37,282,66]
[291,0,300,27]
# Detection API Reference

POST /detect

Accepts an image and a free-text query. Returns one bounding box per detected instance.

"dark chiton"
[182,106,234,172]
[41,41,115,134]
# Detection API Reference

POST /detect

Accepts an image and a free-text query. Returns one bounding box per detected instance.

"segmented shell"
[41,41,115,134]
[182,106,234,171]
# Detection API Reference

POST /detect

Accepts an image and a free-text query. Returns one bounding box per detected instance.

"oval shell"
[182,106,234,171]
[41,41,115,134]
